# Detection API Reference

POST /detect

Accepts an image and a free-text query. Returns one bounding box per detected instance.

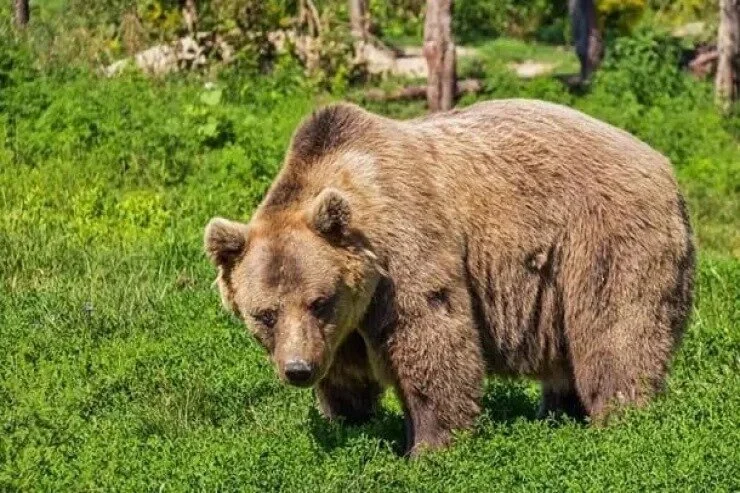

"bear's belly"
[467,249,565,378]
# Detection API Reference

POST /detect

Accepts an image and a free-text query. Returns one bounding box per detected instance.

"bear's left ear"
[204,217,249,267]
[307,188,352,239]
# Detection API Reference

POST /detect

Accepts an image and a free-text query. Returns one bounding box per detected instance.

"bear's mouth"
[286,378,316,388]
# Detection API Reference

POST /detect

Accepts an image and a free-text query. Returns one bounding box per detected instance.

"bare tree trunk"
[349,0,369,41]
[14,0,30,27]
[180,0,198,35]
[716,0,740,109]
[349,0,370,64]
[423,0,456,112]
[569,0,603,82]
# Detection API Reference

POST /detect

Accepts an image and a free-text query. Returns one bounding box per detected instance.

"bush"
[0,19,35,91]
[368,0,425,41]
[598,0,648,33]
[366,0,568,44]
[595,27,690,106]
[647,0,718,25]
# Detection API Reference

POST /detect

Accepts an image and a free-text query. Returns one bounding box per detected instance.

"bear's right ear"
[307,188,352,239]
[204,217,249,267]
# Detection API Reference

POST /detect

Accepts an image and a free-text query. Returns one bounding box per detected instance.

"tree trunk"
[180,0,198,35]
[349,0,369,41]
[423,0,456,112]
[569,0,603,82]
[716,0,740,109]
[349,0,370,64]
[14,0,30,27]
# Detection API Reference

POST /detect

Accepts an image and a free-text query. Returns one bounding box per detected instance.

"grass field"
[1,33,739,491]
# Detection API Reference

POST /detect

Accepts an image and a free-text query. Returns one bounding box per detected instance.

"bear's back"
[262,99,686,256]
[406,98,674,190]
[386,98,682,241]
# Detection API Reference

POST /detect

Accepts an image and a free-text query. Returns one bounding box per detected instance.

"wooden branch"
[301,0,322,37]
[364,79,482,102]
[688,49,719,77]
[180,0,198,35]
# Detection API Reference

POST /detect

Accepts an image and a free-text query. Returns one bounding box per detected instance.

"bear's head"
[204,188,382,387]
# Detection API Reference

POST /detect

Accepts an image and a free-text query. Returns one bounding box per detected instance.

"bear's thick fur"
[205,99,695,456]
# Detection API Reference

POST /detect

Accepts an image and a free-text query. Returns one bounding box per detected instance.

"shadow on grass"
[307,405,407,455]
[480,381,540,424]
[307,380,569,456]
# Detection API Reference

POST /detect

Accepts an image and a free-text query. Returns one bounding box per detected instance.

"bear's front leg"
[315,331,382,424]
[384,296,486,457]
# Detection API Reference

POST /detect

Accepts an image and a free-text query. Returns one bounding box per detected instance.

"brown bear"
[204,99,695,456]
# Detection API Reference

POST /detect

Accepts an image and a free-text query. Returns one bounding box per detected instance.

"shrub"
[647,0,718,25]
[368,0,425,41]
[367,0,568,44]
[0,19,35,95]
[598,0,648,33]
[594,27,690,106]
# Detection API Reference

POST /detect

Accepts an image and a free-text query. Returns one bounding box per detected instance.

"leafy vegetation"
[1,2,738,491]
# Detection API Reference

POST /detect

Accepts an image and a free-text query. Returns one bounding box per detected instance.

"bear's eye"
[309,295,335,319]
[254,309,278,329]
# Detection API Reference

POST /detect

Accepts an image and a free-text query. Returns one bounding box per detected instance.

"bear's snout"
[283,359,317,387]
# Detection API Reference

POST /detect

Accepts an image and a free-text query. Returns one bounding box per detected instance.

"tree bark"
[348,0,370,64]
[349,0,369,41]
[423,0,456,112]
[180,0,198,35]
[299,0,321,37]
[716,0,740,109]
[569,0,603,82]
[14,0,30,27]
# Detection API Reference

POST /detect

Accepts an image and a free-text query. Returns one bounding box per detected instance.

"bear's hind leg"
[563,240,681,425]
[538,375,587,421]
[569,313,670,424]
[315,331,382,424]
[571,349,652,424]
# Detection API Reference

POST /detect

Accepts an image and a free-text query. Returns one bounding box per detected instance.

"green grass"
[470,37,580,75]
[379,36,580,81]
[1,37,739,491]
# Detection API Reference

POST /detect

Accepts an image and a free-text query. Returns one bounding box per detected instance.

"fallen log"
[102,32,234,77]
[364,78,483,102]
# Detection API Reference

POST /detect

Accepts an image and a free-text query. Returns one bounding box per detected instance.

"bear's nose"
[284,360,316,387]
